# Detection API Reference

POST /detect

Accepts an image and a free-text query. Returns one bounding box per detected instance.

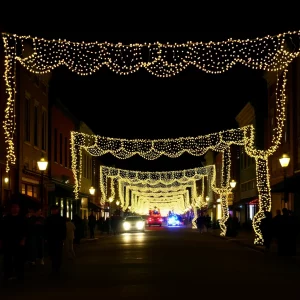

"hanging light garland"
[99,165,217,203]
[1,30,299,245]
[98,164,234,233]
[118,180,199,209]
[2,30,299,172]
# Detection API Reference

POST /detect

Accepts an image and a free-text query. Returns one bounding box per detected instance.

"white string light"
[2,31,299,244]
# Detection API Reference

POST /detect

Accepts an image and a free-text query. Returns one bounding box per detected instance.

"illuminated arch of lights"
[119,179,200,206]
[99,164,232,233]
[120,179,207,226]
[2,31,300,245]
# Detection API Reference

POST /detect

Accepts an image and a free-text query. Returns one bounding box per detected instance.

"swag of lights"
[99,164,233,233]
[128,186,192,211]
[2,31,299,244]
[133,192,187,215]
[118,180,199,210]
[2,30,299,172]
[99,165,217,204]
[137,196,186,216]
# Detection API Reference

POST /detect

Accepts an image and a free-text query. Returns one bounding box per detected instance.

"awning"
[88,201,101,212]
[231,195,257,207]
[271,174,300,193]
[13,193,41,211]
[52,183,89,199]
[54,183,75,198]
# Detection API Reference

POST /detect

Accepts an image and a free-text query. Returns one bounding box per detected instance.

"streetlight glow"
[109,197,113,203]
[230,179,237,188]
[116,200,120,205]
[89,186,95,195]
[37,157,48,171]
[279,153,290,168]
[205,196,209,201]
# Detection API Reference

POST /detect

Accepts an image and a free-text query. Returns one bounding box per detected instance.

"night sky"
[1,28,298,171]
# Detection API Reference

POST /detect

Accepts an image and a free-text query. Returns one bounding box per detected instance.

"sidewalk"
[209,229,300,256]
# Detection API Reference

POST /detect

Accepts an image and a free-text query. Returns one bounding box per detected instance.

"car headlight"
[123,222,130,230]
[136,221,144,229]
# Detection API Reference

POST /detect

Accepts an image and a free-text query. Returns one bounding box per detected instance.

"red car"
[147,216,163,226]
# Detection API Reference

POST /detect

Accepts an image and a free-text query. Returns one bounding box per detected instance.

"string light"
[2,31,299,171]
[98,164,232,230]
[118,180,197,209]
[2,31,299,244]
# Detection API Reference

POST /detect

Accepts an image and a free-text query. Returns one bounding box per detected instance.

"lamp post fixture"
[279,153,290,203]
[205,196,209,202]
[37,156,48,210]
[89,186,95,195]
[230,179,237,189]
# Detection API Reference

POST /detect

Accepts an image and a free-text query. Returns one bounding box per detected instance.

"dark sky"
[1,28,297,171]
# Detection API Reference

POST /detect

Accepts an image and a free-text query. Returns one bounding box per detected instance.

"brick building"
[78,121,101,220]
[233,102,258,226]
[0,40,51,211]
[267,57,300,217]
[17,45,51,212]
[48,99,79,219]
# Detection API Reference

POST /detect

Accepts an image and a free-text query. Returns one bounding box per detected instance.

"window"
[64,137,68,167]
[21,184,38,198]
[41,110,47,150]
[59,133,63,164]
[54,129,58,162]
[34,105,38,146]
[24,97,30,142]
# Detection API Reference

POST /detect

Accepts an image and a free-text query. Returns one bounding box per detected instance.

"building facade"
[49,99,79,219]
[234,102,258,226]
[267,57,300,217]
[17,44,51,213]
[0,37,17,207]
[78,122,99,219]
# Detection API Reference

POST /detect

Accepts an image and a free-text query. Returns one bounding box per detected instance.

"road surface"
[1,226,299,298]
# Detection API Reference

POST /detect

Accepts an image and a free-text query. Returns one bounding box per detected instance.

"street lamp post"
[279,153,290,203]
[109,197,113,216]
[37,156,48,210]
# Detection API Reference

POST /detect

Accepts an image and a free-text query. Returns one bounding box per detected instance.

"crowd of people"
[0,201,102,282]
[0,202,70,282]
[260,208,299,256]
[0,200,129,283]
[1,202,299,282]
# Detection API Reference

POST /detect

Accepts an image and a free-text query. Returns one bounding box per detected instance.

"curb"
[210,232,265,253]
[210,232,300,259]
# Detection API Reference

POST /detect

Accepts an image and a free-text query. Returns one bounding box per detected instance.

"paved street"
[1,226,300,298]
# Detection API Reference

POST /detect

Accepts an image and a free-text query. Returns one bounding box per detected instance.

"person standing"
[65,218,76,259]
[25,208,37,266]
[88,211,96,239]
[0,202,27,281]
[35,208,45,265]
[45,205,66,274]
[72,214,83,245]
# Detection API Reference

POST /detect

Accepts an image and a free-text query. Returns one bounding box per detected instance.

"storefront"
[48,182,77,218]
